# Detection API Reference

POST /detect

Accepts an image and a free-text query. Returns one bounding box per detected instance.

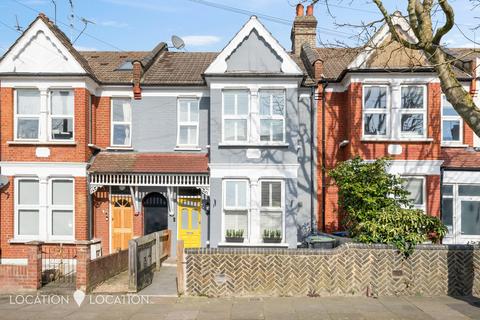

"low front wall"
[185,243,480,297]
[86,249,128,292]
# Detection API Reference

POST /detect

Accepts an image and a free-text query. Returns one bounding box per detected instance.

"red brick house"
[294,7,480,243]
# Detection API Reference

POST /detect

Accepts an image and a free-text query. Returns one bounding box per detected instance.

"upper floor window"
[362,84,427,140]
[259,90,285,142]
[50,90,74,141]
[177,99,199,147]
[400,85,426,137]
[111,98,132,147]
[441,94,463,144]
[15,89,41,140]
[363,85,388,137]
[223,91,249,142]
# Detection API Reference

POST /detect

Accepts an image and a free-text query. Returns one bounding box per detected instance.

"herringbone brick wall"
[185,243,480,297]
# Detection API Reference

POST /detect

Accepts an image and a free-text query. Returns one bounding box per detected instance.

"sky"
[0,0,479,54]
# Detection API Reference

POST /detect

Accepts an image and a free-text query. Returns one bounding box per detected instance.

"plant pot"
[310,240,335,249]
[263,238,282,243]
[225,237,244,243]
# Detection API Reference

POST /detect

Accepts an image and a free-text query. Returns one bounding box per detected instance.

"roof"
[441,149,480,169]
[89,152,209,174]
[316,47,360,80]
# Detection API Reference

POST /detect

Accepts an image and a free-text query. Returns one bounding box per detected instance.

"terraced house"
[1,3,480,292]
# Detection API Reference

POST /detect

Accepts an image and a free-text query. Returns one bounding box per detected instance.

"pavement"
[1,295,480,319]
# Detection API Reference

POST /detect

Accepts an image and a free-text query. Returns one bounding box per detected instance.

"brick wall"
[93,96,111,148]
[86,249,128,292]
[93,188,110,255]
[0,243,42,292]
[185,243,480,297]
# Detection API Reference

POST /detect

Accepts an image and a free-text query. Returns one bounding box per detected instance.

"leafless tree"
[309,0,480,137]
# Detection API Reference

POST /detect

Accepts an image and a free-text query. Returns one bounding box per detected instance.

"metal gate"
[41,245,77,287]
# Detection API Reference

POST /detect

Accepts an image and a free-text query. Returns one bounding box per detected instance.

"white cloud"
[181,35,221,47]
[99,20,129,28]
[74,45,98,51]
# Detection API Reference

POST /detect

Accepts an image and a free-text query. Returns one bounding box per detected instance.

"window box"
[225,236,245,243]
[262,229,282,243]
[225,229,245,243]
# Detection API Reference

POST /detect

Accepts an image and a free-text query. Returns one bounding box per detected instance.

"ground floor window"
[402,176,426,210]
[222,178,285,243]
[15,177,75,241]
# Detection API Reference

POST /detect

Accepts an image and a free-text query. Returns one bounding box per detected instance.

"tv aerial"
[171,35,185,50]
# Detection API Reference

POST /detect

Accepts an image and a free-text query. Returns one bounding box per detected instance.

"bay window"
[259,90,285,142]
[16,179,40,237]
[223,91,249,142]
[177,99,199,147]
[50,90,74,140]
[400,85,426,137]
[441,94,462,144]
[111,98,132,147]
[402,176,426,210]
[260,180,284,238]
[363,85,388,137]
[15,89,41,140]
[223,180,249,239]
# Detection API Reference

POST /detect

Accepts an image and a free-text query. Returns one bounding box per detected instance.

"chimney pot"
[296,3,304,17]
[306,5,314,16]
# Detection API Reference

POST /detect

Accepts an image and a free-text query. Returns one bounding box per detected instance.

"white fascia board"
[208,79,300,90]
[0,19,85,74]
[205,16,302,75]
[444,170,480,184]
[0,162,87,177]
[98,86,210,98]
[381,160,443,176]
[0,76,98,93]
[209,163,299,179]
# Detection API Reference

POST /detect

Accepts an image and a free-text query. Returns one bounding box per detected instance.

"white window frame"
[14,89,41,141]
[362,85,390,139]
[14,178,41,241]
[400,85,427,138]
[176,98,200,148]
[441,94,463,145]
[48,178,75,241]
[110,97,132,148]
[259,179,285,242]
[259,90,286,143]
[222,179,250,242]
[222,90,250,143]
[48,89,75,142]
[402,176,426,211]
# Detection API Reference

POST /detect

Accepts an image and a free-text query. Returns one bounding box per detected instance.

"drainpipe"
[309,86,316,234]
[320,79,329,232]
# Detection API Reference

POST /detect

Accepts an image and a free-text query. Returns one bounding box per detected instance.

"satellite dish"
[171,35,185,50]
[0,175,9,189]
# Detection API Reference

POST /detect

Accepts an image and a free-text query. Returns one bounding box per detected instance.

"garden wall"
[86,249,128,292]
[185,243,480,297]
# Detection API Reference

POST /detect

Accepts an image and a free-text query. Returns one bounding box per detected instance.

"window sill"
[174,147,202,151]
[361,138,434,143]
[106,147,134,151]
[218,242,289,247]
[7,141,77,146]
[9,239,76,244]
[218,143,289,148]
[441,143,469,148]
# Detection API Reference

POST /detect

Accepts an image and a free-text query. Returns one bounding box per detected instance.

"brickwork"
[185,244,480,297]
[93,96,111,148]
[0,243,42,292]
[93,188,110,255]
[86,249,128,292]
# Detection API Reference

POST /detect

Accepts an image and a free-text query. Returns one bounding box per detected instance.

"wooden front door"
[111,196,134,251]
[178,198,202,248]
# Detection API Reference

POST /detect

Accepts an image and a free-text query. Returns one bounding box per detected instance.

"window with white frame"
[402,176,426,210]
[441,94,463,144]
[363,85,389,137]
[16,179,40,237]
[177,99,199,147]
[223,90,249,142]
[50,90,74,140]
[50,179,74,238]
[260,180,283,237]
[111,98,132,147]
[223,180,249,239]
[15,89,41,140]
[259,90,285,142]
[400,85,426,137]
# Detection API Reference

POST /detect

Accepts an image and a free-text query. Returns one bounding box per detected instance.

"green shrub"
[226,229,244,238]
[329,157,447,256]
[263,229,282,240]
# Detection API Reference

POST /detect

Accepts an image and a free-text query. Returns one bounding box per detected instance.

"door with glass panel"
[111,196,134,251]
[177,198,202,248]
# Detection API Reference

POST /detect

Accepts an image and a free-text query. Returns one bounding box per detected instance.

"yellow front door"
[111,196,134,252]
[178,198,202,248]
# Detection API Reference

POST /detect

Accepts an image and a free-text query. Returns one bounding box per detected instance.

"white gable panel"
[0,19,85,74]
[205,16,302,75]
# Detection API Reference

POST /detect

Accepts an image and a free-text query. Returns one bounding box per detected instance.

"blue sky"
[0,0,478,54]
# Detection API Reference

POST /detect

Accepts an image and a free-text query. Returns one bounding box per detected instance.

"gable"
[0,18,86,74]
[226,30,282,73]
[205,16,302,75]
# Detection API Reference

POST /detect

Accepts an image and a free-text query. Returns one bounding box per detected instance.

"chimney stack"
[291,3,318,55]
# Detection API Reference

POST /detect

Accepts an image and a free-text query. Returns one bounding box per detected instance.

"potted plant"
[225,229,244,242]
[263,229,282,243]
